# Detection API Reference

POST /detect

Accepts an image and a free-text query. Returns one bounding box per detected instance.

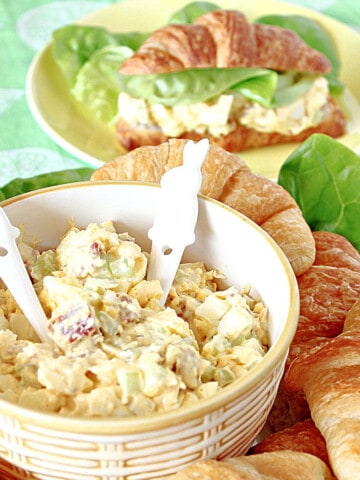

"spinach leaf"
[278,134,360,251]
[168,1,219,24]
[0,168,94,200]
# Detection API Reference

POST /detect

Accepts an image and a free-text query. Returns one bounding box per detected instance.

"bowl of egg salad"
[0,181,299,480]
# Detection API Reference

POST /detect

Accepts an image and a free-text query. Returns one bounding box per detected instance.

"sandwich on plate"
[115,8,346,152]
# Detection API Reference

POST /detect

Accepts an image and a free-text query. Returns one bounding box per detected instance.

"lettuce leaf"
[118,67,277,107]
[52,25,148,86]
[273,73,321,106]
[278,134,360,251]
[72,45,134,123]
[0,168,94,201]
[255,14,343,93]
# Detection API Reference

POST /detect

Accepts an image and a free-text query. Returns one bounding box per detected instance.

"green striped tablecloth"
[0,0,359,188]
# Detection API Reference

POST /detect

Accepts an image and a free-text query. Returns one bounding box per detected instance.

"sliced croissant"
[91,139,315,275]
[116,97,346,154]
[119,10,331,74]
[168,450,335,480]
[116,10,346,152]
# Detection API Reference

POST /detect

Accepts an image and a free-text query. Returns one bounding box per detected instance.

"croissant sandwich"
[115,9,346,152]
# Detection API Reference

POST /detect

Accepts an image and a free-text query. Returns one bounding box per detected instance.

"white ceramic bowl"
[0,182,299,480]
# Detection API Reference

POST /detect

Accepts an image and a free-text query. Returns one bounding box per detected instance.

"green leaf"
[255,14,343,93]
[117,67,277,107]
[273,73,320,107]
[52,25,148,86]
[0,168,94,200]
[168,1,220,24]
[278,134,360,251]
[72,45,134,123]
[52,25,122,86]
[113,31,150,51]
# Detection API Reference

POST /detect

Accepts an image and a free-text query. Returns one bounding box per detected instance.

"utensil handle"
[0,208,50,342]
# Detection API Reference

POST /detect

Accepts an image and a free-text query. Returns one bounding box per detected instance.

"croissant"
[267,231,360,429]
[343,298,360,332]
[91,139,315,276]
[251,418,331,470]
[168,450,335,480]
[312,231,360,273]
[283,329,360,480]
[116,9,346,152]
[119,10,331,75]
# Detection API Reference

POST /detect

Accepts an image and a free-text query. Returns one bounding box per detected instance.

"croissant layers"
[115,9,346,152]
[91,139,315,276]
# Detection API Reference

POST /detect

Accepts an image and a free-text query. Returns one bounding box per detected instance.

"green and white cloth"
[0,0,359,188]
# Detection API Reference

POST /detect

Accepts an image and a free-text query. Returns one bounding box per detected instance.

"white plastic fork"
[0,207,50,342]
[147,138,210,306]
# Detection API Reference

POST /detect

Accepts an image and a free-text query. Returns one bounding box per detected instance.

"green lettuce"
[72,45,134,123]
[0,168,94,201]
[278,134,360,251]
[52,25,148,86]
[118,67,277,107]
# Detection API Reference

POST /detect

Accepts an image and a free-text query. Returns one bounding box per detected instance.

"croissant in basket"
[115,9,346,152]
[168,450,335,480]
[91,138,315,276]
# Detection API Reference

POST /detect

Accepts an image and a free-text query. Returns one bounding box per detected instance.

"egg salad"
[117,76,329,138]
[0,221,269,417]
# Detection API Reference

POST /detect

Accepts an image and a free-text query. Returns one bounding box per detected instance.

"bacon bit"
[52,309,98,343]
[66,317,97,343]
[89,242,100,256]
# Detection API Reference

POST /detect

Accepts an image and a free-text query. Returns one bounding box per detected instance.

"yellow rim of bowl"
[0,181,299,434]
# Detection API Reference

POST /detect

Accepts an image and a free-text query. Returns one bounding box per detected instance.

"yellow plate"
[26,0,360,179]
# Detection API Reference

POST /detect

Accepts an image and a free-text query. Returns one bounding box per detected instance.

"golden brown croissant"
[283,330,360,480]
[119,10,331,75]
[91,139,315,275]
[281,245,360,422]
[343,298,360,332]
[116,10,346,153]
[168,450,335,480]
[312,231,360,273]
[267,232,360,431]
[251,418,331,469]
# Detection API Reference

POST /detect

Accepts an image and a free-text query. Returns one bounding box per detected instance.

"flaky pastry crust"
[168,450,335,480]
[91,139,315,275]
